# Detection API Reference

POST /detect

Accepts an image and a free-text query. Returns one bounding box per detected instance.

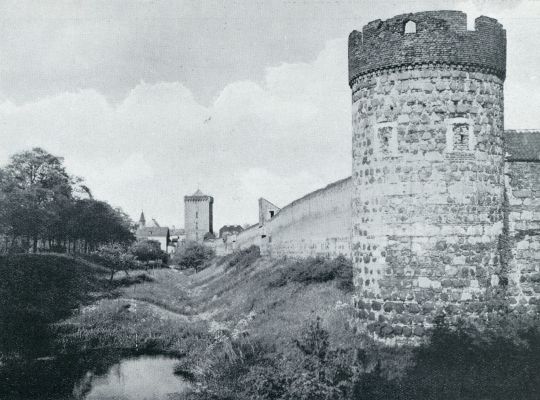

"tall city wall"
[234,177,352,259]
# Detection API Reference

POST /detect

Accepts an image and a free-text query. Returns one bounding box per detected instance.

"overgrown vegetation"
[186,314,540,400]
[172,242,215,271]
[223,245,261,272]
[270,255,353,291]
[0,254,107,358]
[2,245,538,400]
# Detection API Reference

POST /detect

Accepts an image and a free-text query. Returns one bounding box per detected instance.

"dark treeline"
[0,148,134,254]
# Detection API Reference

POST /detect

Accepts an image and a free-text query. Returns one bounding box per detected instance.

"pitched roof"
[505,130,540,161]
[136,227,169,237]
[192,189,205,196]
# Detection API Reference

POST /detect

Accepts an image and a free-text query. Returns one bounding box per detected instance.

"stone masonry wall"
[350,66,505,341]
[505,161,540,308]
[349,11,507,342]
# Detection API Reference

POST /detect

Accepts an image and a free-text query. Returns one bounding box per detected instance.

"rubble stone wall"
[505,161,540,307]
[349,11,507,341]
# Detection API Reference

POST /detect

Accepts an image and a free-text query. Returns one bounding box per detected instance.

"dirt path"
[113,296,198,322]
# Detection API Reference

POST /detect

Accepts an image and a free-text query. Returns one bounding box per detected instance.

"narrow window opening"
[269,210,275,218]
[453,123,469,151]
[195,211,198,218]
[377,126,395,155]
[405,21,416,34]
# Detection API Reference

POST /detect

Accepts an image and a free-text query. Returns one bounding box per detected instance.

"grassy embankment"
[2,250,539,400]
[55,249,356,361]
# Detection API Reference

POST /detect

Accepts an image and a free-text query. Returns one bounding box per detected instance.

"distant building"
[184,189,214,243]
[169,227,186,252]
[219,225,243,239]
[258,198,280,227]
[135,211,170,251]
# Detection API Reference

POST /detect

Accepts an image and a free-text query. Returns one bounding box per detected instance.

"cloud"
[0,38,351,229]
[2,0,540,230]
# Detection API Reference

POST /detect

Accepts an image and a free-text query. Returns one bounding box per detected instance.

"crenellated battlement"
[348,10,506,86]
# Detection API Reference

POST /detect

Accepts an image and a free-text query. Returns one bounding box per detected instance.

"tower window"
[453,124,470,151]
[444,118,475,153]
[405,21,416,34]
[269,210,275,218]
[196,211,198,218]
[375,123,398,156]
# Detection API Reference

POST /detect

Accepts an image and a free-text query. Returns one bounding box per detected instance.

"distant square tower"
[184,189,214,243]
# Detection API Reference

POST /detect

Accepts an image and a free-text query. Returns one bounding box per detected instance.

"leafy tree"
[93,244,137,282]
[131,239,165,265]
[0,148,75,252]
[0,148,135,253]
[173,242,215,271]
[68,199,134,251]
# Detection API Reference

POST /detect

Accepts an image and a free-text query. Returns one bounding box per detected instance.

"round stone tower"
[349,11,506,341]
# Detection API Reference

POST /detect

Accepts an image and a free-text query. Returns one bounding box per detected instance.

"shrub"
[185,312,540,400]
[224,245,261,272]
[399,316,540,400]
[173,242,215,272]
[270,255,353,291]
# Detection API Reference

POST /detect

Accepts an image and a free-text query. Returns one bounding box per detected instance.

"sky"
[1,0,540,229]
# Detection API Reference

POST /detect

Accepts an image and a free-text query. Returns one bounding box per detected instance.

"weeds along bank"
[1,252,538,400]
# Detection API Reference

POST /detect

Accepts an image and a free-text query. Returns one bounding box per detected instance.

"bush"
[173,242,215,272]
[186,313,540,400]
[224,246,261,272]
[270,255,353,291]
[399,316,540,400]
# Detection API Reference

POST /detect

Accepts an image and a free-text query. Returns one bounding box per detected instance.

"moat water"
[74,355,189,400]
[0,352,189,400]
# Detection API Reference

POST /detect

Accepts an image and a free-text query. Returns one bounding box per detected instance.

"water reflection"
[75,356,188,400]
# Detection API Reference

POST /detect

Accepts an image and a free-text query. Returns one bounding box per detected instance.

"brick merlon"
[348,10,506,86]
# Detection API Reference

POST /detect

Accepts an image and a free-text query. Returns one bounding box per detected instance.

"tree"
[68,199,135,252]
[130,239,165,266]
[172,242,215,271]
[0,148,75,252]
[94,244,137,282]
[0,148,135,253]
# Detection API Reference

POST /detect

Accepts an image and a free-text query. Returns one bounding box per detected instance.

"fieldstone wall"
[505,161,540,308]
